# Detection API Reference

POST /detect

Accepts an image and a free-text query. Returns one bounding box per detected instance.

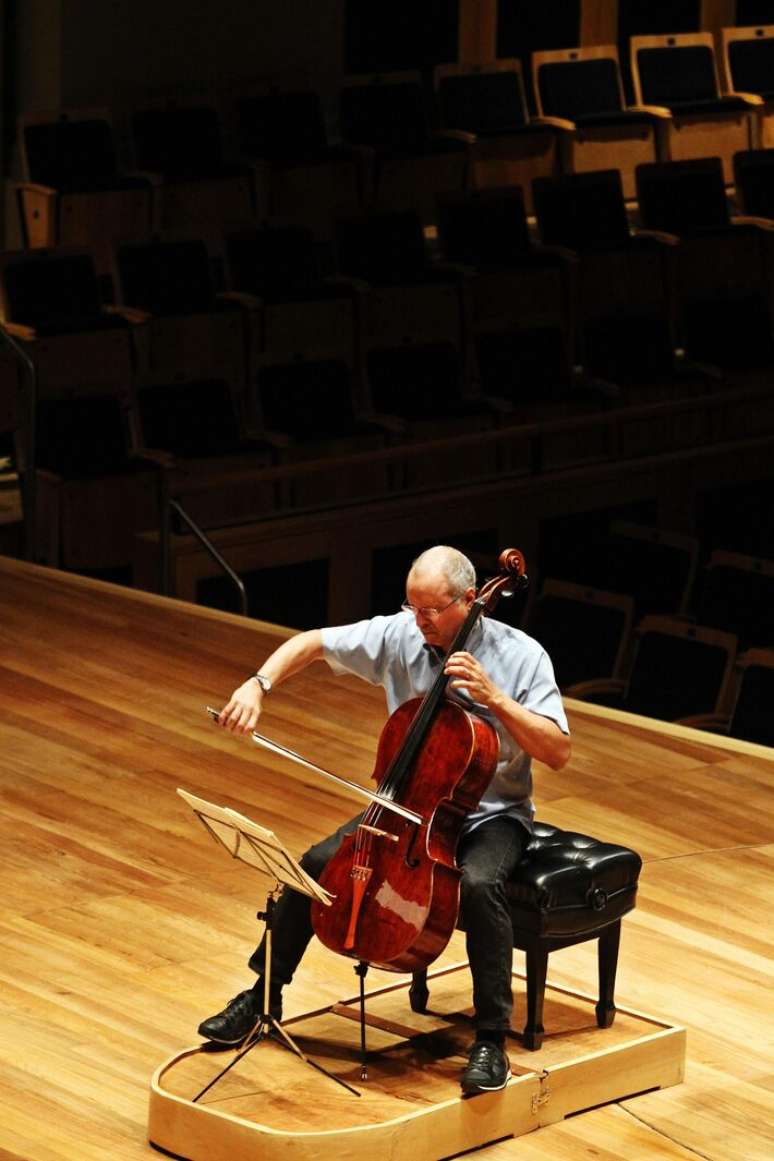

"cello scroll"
[477,548,528,613]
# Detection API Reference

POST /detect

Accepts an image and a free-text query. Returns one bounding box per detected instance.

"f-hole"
[404,824,421,869]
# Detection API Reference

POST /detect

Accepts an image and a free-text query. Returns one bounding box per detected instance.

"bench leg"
[523,943,547,1050]
[409,969,429,1013]
[596,919,621,1029]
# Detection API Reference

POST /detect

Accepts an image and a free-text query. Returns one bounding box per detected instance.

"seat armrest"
[531,115,576,133]
[131,448,176,468]
[629,103,673,120]
[35,466,63,484]
[217,291,262,310]
[104,305,150,325]
[2,322,36,342]
[731,214,774,231]
[631,227,680,246]
[433,129,476,147]
[676,713,730,732]
[726,91,764,107]
[13,181,57,197]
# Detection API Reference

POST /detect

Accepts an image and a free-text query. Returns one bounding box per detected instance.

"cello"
[310,548,527,974]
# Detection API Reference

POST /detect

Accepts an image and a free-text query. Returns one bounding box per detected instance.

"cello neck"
[378,596,488,800]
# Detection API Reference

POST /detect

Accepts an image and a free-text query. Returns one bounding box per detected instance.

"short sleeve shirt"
[321,611,569,834]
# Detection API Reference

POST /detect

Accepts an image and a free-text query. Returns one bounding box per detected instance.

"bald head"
[408,545,476,598]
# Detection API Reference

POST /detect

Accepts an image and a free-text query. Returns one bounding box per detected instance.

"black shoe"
[461,1041,511,1095]
[197,989,269,1045]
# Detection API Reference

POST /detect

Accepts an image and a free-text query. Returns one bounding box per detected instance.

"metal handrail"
[0,324,37,562]
[161,495,248,616]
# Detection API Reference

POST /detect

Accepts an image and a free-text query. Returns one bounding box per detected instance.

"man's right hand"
[213,629,324,738]
[217,679,264,735]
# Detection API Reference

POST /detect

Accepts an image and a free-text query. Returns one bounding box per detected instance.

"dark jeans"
[248,812,528,1032]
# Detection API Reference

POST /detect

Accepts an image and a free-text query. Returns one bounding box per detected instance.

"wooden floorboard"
[0,557,771,1160]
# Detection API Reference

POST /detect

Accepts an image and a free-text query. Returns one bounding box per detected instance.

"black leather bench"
[409,822,642,1049]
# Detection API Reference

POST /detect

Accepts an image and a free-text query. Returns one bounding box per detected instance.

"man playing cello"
[199,545,571,1094]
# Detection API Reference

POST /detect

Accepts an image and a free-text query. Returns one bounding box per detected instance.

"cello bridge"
[350,864,373,882]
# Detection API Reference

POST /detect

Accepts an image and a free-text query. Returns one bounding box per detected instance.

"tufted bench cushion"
[504,822,642,937]
[410,821,642,1049]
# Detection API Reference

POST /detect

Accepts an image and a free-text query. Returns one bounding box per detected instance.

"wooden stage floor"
[0,557,771,1161]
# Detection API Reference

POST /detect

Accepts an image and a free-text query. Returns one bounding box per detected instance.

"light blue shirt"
[321,612,569,834]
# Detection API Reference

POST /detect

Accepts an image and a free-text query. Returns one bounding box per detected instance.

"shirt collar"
[420,616,486,662]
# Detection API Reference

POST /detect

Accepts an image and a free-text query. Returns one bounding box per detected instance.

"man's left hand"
[444,651,501,707]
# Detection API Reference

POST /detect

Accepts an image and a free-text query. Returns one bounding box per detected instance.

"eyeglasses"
[401,596,461,619]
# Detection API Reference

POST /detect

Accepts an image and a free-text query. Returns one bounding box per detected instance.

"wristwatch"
[253,672,273,694]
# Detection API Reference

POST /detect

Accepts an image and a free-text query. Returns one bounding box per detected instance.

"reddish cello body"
[310,549,527,973]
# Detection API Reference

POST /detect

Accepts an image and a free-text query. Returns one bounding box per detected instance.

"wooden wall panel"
[583,1,617,46]
[703,0,737,36]
[459,0,497,61]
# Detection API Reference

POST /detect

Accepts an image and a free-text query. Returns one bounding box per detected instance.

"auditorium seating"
[0,247,161,573]
[721,24,774,148]
[112,237,278,502]
[15,108,154,285]
[0,351,26,556]
[733,147,774,217]
[225,223,375,465]
[601,521,700,618]
[635,156,774,370]
[0,247,144,426]
[434,59,572,213]
[339,71,470,224]
[572,615,737,724]
[114,236,256,431]
[657,642,774,746]
[532,168,679,388]
[531,45,670,199]
[696,474,774,559]
[435,185,580,414]
[725,648,774,745]
[130,104,257,251]
[221,222,398,474]
[234,88,365,240]
[630,32,762,182]
[691,549,774,651]
[523,579,634,691]
[248,288,395,485]
[0,354,19,456]
[33,393,161,574]
[224,224,324,297]
[335,209,496,443]
[544,520,699,620]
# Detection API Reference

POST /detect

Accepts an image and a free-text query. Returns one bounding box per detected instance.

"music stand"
[177,788,360,1100]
